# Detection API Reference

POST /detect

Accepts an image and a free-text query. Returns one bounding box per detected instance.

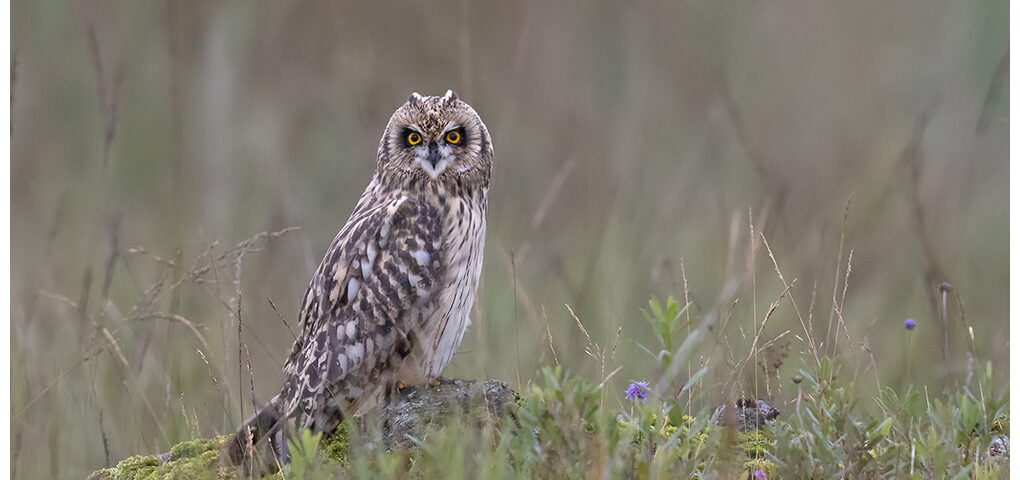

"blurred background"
[11,1,1008,478]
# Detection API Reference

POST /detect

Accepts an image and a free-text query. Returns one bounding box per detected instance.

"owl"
[228,90,493,469]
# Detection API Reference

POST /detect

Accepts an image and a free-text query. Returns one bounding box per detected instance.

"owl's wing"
[280,195,443,426]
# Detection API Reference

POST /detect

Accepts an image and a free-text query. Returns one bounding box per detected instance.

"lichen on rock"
[376,378,518,450]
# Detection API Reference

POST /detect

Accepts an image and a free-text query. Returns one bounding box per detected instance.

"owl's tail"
[225,395,288,474]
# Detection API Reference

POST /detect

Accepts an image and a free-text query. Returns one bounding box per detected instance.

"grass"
[86,291,1010,479]
[83,234,1011,478]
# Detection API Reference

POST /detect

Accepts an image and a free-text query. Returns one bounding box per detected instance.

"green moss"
[737,430,773,458]
[320,423,351,467]
[100,455,159,480]
[86,468,116,480]
[159,448,232,480]
[162,435,235,480]
[169,435,227,461]
[262,470,285,480]
[89,435,237,480]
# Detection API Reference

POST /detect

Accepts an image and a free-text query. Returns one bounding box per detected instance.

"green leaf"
[678,367,708,397]
[879,417,893,437]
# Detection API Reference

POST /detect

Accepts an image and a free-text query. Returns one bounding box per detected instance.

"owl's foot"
[431,376,456,387]
[228,399,288,476]
[391,377,453,395]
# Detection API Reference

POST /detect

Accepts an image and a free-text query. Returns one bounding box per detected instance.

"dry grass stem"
[826,195,852,355]
[541,305,559,366]
[760,233,820,369]
[267,296,298,342]
[831,250,855,360]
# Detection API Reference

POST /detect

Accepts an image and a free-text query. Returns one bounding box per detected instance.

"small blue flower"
[904,318,916,331]
[625,381,649,402]
[753,469,767,480]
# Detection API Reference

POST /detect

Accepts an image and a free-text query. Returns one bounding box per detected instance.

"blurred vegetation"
[87,301,1010,479]
[11,0,1007,478]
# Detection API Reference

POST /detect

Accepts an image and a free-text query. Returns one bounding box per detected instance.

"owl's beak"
[426,142,441,168]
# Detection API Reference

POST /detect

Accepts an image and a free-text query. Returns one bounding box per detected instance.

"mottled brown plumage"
[228,90,492,470]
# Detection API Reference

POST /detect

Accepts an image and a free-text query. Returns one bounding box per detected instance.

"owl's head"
[376,90,493,191]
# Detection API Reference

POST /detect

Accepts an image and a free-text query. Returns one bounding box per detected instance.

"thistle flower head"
[625,381,649,402]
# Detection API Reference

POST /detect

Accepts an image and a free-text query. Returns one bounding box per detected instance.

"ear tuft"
[443,89,458,103]
[408,92,425,106]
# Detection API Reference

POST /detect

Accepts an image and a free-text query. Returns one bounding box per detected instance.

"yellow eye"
[445,130,461,144]
[407,132,422,145]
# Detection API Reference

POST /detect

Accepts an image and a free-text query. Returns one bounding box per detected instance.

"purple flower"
[904,318,916,331]
[753,469,767,480]
[625,381,649,402]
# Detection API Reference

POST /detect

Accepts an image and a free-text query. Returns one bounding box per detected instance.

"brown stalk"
[760,233,821,369]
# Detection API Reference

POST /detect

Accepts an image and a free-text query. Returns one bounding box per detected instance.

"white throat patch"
[415,143,455,179]
[417,158,451,178]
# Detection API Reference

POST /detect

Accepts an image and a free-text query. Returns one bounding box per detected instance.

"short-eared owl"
[229,90,492,467]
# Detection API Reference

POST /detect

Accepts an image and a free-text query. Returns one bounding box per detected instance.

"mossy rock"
[86,455,159,480]
[87,435,237,480]
[87,379,518,479]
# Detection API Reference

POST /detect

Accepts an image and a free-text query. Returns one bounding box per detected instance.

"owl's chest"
[439,196,487,279]
[399,194,487,382]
